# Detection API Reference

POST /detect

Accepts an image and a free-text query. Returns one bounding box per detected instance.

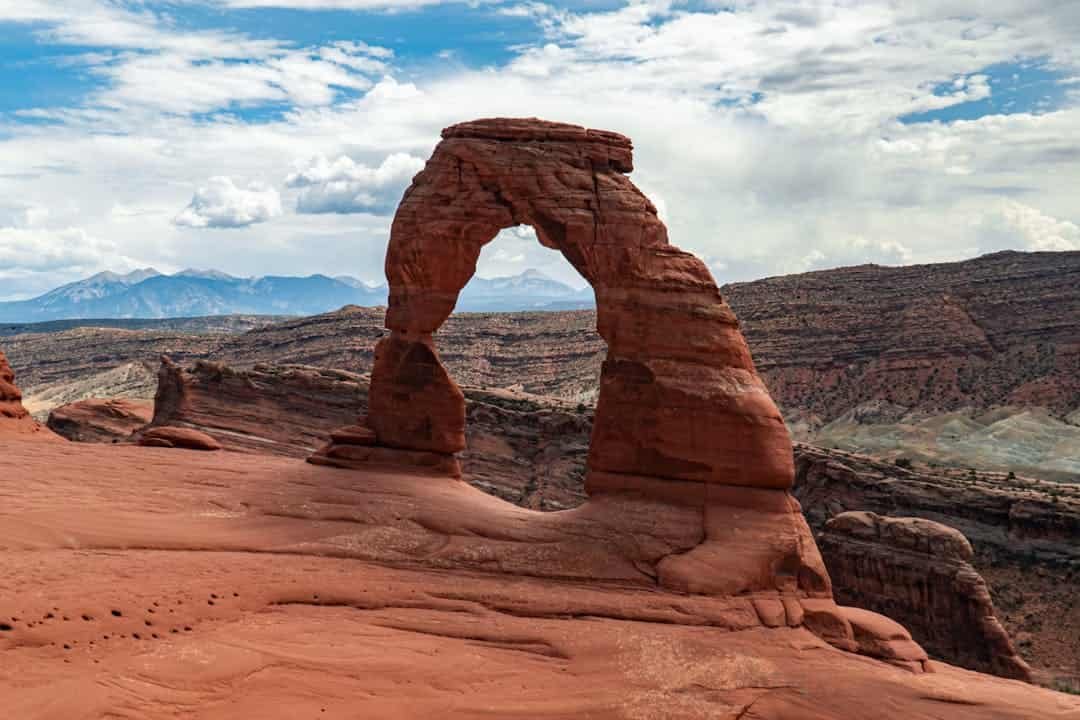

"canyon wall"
[819,511,1032,681]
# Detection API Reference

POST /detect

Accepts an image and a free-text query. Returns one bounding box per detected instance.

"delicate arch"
[362,118,794,494]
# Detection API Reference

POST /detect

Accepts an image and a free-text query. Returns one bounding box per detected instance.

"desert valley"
[2,118,1079,718]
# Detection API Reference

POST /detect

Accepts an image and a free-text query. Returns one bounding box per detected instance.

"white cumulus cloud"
[174,177,283,229]
[997,200,1080,251]
[285,153,424,214]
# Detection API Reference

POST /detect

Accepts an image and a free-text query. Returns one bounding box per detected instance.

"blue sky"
[900,59,1071,124]
[1,0,1079,300]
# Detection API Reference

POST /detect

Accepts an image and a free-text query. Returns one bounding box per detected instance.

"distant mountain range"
[0,268,594,322]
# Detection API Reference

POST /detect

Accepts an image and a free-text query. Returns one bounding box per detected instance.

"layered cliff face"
[46,398,153,443]
[134,358,592,510]
[7,252,1078,419]
[794,444,1080,688]
[722,251,1080,420]
[145,357,368,457]
[213,305,605,402]
[819,511,1031,682]
[4,327,226,391]
[793,444,1080,570]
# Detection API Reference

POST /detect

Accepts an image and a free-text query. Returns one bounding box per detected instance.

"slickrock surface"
[819,511,1032,681]
[102,356,1079,683]
[722,250,1080,421]
[58,356,1080,686]
[47,398,153,443]
[4,437,1079,719]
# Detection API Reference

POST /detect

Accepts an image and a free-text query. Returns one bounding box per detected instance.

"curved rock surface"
[821,511,1033,682]
[4,436,1080,718]
[47,398,153,443]
[139,426,222,451]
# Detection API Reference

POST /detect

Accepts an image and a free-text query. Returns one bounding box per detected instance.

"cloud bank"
[0,0,1078,297]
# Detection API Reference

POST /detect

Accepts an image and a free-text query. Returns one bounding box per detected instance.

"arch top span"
[315,117,795,495]
[384,117,665,335]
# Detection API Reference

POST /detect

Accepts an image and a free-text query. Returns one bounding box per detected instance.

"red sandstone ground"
[4,438,1079,720]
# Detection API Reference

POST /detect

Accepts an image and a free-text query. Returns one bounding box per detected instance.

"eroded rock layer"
[47,398,153,443]
[147,357,367,456]
[0,349,28,420]
[794,443,1080,687]
[723,250,1080,422]
[0,347,55,438]
[820,511,1032,681]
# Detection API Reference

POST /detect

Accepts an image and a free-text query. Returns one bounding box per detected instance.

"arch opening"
[444,223,601,509]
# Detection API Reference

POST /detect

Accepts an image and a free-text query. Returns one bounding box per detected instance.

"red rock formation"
[794,444,1080,685]
[147,357,368,456]
[0,349,28,420]
[820,511,1033,681]
[47,398,153,443]
[307,118,929,669]
[355,118,791,492]
[0,347,55,438]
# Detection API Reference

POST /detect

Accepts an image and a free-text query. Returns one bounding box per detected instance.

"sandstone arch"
[310,118,932,666]
[323,118,793,494]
